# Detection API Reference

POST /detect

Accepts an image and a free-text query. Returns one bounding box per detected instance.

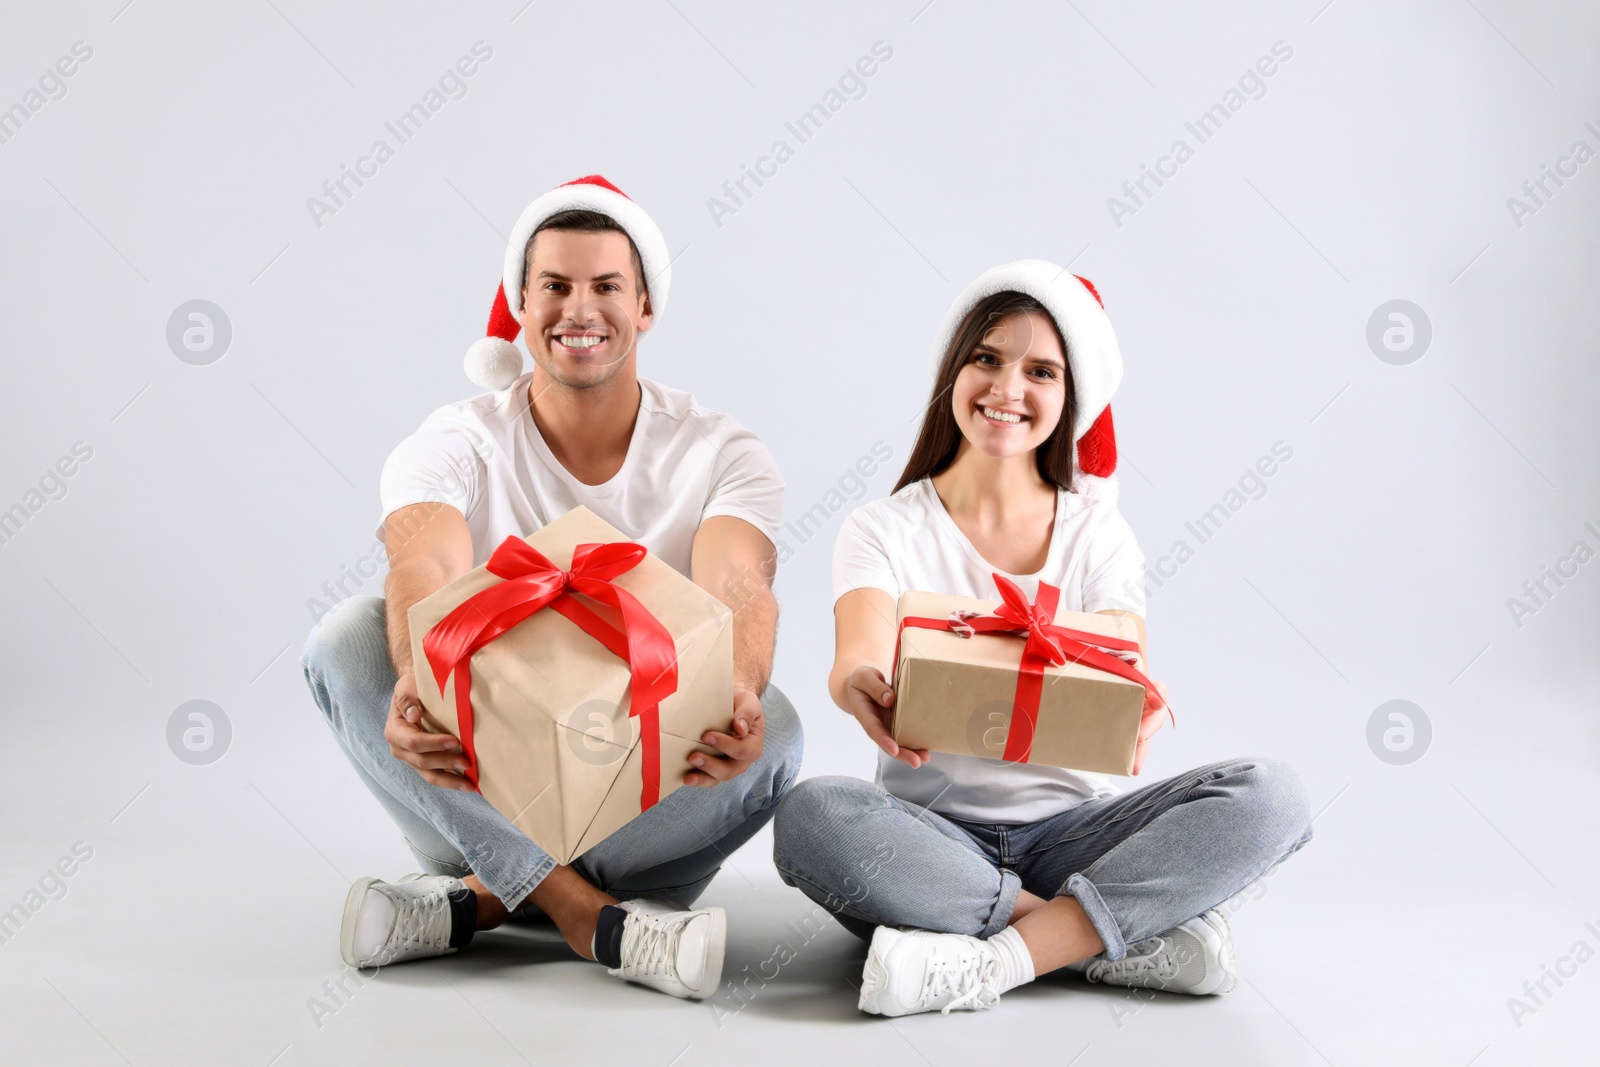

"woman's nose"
[991,368,1025,400]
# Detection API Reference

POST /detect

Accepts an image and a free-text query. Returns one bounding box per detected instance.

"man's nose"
[563,292,598,323]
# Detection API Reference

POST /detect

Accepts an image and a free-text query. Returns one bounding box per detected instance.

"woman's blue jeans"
[771,758,1313,962]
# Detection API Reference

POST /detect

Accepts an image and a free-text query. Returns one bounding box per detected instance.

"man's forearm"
[730,586,778,695]
[384,561,451,675]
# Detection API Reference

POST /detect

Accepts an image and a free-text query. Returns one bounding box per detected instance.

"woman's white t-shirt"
[832,478,1147,825]
[379,374,784,575]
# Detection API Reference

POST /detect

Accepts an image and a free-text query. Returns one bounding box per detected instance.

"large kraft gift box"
[408,506,733,864]
[891,583,1150,775]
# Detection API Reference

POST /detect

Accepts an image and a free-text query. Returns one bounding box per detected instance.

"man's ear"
[636,288,654,334]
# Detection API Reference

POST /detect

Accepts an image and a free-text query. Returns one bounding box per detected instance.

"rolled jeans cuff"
[1061,872,1128,961]
[469,838,557,910]
[982,868,1024,938]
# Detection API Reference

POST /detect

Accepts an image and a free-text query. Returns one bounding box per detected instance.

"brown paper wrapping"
[891,590,1145,775]
[408,506,733,864]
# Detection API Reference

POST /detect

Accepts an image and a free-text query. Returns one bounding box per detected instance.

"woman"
[772,260,1314,1018]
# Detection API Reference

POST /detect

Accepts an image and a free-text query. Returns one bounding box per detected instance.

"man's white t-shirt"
[379,374,784,575]
[832,478,1147,826]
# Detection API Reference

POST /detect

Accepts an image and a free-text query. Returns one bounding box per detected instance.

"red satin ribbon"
[895,574,1169,763]
[421,536,679,811]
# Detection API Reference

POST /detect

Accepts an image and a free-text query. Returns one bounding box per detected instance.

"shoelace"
[382,882,454,963]
[1088,936,1179,985]
[620,911,679,978]
[924,947,1002,1014]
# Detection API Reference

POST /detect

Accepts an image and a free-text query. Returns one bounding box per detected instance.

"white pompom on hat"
[930,259,1124,500]
[463,175,671,391]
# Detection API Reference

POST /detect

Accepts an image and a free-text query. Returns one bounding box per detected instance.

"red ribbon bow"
[422,536,679,811]
[898,574,1169,764]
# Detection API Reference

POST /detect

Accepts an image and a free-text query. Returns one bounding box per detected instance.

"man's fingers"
[409,731,463,753]
[415,750,474,774]
[401,731,463,753]
[701,729,761,762]
[418,768,476,791]
[686,750,746,784]
[387,714,462,753]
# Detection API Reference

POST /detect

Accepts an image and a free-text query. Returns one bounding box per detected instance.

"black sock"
[447,886,477,949]
[592,904,628,968]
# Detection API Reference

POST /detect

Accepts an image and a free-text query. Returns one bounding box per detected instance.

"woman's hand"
[842,665,931,769]
[1131,679,1170,776]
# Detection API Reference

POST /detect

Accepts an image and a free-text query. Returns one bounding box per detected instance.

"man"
[301,176,802,1001]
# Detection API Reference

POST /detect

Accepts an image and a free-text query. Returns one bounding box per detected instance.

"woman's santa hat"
[464,175,672,391]
[931,259,1123,500]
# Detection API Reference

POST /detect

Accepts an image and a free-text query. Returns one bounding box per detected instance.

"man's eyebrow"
[535,270,626,283]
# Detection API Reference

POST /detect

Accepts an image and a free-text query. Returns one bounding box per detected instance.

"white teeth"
[557,335,604,348]
[981,406,1024,423]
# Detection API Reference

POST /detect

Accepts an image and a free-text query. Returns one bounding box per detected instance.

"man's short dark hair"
[522,210,648,300]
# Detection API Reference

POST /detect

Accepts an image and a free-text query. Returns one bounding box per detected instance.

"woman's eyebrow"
[1027,353,1067,369]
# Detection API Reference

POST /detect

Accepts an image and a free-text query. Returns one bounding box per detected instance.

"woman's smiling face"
[949,309,1069,460]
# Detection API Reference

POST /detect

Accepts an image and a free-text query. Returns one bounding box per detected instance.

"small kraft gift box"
[890,575,1162,775]
[408,506,733,864]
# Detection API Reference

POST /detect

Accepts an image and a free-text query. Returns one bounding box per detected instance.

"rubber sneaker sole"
[690,907,728,999]
[1198,909,1238,995]
[339,876,383,969]
[857,926,897,1015]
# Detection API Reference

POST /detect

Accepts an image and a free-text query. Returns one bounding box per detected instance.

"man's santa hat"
[931,259,1123,500]
[464,175,671,391]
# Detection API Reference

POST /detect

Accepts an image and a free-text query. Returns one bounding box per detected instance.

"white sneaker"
[340,873,464,968]
[858,927,1004,1017]
[605,899,726,1000]
[1083,909,1237,995]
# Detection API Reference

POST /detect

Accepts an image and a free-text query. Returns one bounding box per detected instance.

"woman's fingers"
[1132,737,1150,776]
[849,667,895,707]
[855,707,900,754]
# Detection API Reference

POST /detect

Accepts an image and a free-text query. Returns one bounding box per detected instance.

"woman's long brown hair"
[892,291,1077,493]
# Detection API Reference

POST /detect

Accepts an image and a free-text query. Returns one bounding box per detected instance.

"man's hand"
[1131,679,1170,776]
[685,687,766,787]
[841,666,930,770]
[384,671,476,791]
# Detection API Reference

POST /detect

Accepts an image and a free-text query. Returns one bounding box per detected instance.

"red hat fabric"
[464,175,670,390]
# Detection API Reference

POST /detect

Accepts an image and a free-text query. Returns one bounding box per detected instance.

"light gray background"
[2,1,1597,1064]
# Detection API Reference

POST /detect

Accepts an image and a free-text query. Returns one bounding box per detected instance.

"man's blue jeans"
[302,596,804,910]
[771,758,1312,961]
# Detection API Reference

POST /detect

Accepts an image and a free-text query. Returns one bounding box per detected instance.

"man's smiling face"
[519,228,652,390]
